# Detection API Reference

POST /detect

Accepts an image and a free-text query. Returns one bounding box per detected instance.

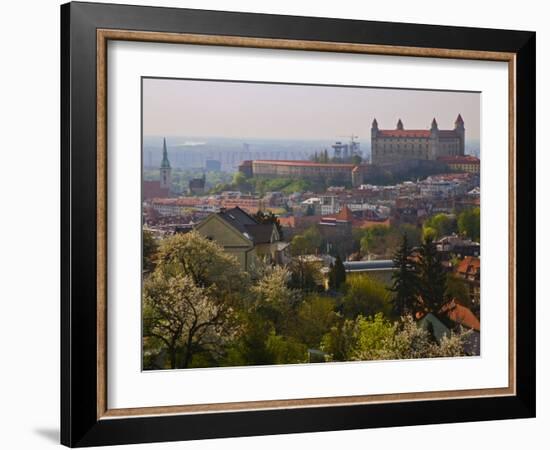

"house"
[195,207,289,272]
[188,175,206,195]
[455,256,481,304]
[416,301,480,356]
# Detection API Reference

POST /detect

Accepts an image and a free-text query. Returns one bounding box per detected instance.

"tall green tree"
[417,236,447,312]
[389,234,419,317]
[328,255,347,290]
[457,207,480,241]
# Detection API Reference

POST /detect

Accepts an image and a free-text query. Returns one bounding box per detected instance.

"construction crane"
[336,135,361,159]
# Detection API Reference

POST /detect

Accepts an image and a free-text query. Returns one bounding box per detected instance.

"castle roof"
[252,160,360,169]
[437,155,480,164]
[378,130,431,138]
[336,205,354,222]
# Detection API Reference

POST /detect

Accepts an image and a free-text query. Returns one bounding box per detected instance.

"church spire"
[161,137,171,169]
[455,113,464,128]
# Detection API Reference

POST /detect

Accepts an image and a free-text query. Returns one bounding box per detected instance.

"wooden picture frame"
[61,1,535,447]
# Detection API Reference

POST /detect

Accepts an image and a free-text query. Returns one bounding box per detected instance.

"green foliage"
[251,266,300,334]
[290,226,322,256]
[389,234,419,317]
[223,313,277,366]
[155,231,249,302]
[423,213,457,240]
[422,226,437,241]
[445,274,472,308]
[328,255,347,290]
[320,319,358,361]
[358,224,421,258]
[359,225,398,257]
[398,224,422,247]
[322,315,472,362]
[142,229,158,272]
[265,334,308,364]
[457,207,480,241]
[143,271,240,369]
[292,295,339,348]
[288,256,324,292]
[417,236,447,313]
[231,171,251,191]
[341,274,392,319]
[352,313,397,360]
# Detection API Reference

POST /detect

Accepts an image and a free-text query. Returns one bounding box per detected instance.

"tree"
[155,231,249,303]
[423,213,457,240]
[143,273,240,369]
[320,319,359,362]
[351,154,363,165]
[350,315,472,361]
[288,256,323,292]
[457,207,480,241]
[398,224,422,247]
[251,266,300,334]
[417,236,447,312]
[328,255,347,290]
[351,313,396,360]
[292,295,339,348]
[389,234,419,317]
[359,225,397,257]
[422,226,437,241]
[445,274,472,308]
[143,231,250,369]
[290,226,322,256]
[341,275,392,319]
[142,229,158,272]
[254,210,283,239]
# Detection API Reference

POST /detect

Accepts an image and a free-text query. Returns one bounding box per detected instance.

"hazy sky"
[143,78,480,141]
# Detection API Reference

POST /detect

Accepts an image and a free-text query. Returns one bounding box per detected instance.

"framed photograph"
[61,1,535,447]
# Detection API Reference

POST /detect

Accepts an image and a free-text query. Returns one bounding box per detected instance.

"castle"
[371,114,465,165]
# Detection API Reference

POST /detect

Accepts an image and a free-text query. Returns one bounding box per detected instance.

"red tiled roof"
[437,155,480,164]
[378,130,431,138]
[456,256,481,276]
[336,205,354,221]
[353,218,391,229]
[253,160,359,168]
[440,299,480,331]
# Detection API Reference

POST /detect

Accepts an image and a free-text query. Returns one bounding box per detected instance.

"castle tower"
[454,113,465,155]
[351,166,363,187]
[371,118,379,164]
[160,137,172,190]
[428,118,439,160]
[396,119,404,130]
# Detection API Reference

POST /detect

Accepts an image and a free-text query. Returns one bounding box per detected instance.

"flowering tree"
[143,231,248,369]
[322,314,473,363]
[143,273,240,369]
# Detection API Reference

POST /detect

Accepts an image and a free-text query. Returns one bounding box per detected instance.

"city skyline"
[143,78,480,141]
